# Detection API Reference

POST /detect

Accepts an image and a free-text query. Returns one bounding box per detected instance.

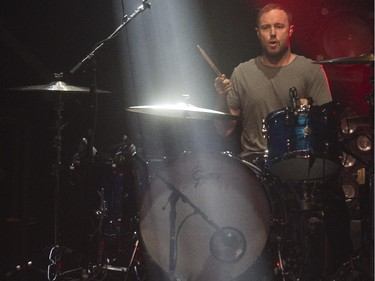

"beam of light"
[110,2,272,280]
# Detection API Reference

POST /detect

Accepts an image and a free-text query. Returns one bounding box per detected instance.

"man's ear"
[289,25,294,37]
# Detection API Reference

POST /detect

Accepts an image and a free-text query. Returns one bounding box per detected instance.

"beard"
[261,42,289,61]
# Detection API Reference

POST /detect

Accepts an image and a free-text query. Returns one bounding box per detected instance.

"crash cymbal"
[8,81,111,94]
[314,53,374,65]
[126,103,238,120]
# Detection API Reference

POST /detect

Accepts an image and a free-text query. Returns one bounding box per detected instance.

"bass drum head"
[140,152,270,281]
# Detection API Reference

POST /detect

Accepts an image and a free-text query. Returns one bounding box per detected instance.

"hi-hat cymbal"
[126,103,238,120]
[314,53,374,65]
[8,81,111,94]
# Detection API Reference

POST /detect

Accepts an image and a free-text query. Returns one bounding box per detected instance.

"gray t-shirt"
[228,55,332,158]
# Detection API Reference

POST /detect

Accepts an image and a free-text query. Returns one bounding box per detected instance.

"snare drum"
[140,152,284,281]
[263,102,340,181]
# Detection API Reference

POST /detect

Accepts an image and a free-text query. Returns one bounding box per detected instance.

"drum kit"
[7,52,373,281]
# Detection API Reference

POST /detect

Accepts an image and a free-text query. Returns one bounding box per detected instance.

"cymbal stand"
[47,92,66,281]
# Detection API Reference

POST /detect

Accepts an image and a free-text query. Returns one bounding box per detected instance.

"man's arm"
[214,74,240,136]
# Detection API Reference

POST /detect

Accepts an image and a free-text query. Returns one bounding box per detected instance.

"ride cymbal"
[126,103,238,120]
[314,53,374,65]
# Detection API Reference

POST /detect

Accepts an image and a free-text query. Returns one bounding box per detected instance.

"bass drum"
[140,152,271,281]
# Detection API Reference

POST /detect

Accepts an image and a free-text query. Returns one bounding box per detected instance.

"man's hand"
[214,74,232,95]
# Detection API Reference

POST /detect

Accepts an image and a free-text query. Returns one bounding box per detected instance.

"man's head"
[256,3,294,60]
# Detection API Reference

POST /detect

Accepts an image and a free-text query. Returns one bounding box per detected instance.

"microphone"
[140,0,151,10]
[289,87,297,110]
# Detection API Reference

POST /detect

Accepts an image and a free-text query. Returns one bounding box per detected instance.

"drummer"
[214,3,332,164]
[214,2,352,278]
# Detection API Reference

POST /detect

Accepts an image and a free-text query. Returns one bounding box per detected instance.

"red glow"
[247,0,373,117]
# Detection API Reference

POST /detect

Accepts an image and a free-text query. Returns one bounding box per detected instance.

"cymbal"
[126,103,238,120]
[8,81,111,94]
[314,53,374,65]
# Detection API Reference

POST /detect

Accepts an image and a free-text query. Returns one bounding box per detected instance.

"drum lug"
[303,126,311,137]
[285,110,290,125]
[286,138,291,152]
[262,119,268,138]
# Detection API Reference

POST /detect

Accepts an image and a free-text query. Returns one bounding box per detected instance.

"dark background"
[0,0,373,280]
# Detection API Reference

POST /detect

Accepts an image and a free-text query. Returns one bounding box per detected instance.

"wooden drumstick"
[197,45,222,76]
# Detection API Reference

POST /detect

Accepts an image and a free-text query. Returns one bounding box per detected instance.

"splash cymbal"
[8,81,111,94]
[126,103,238,120]
[314,53,374,65]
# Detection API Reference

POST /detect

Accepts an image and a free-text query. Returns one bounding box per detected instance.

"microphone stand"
[155,173,221,281]
[67,1,151,279]
[69,0,151,75]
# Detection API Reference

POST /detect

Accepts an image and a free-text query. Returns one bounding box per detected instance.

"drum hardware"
[44,78,74,281]
[93,136,146,280]
[63,3,151,278]
[114,135,148,167]
[123,239,141,281]
[278,205,327,280]
[8,75,111,280]
[276,245,287,281]
[289,87,298,112]
[261,176,345,281]
[329,54,374,281]
[7,72,114,281]
[69,0,151,76]
[223,150,264,176]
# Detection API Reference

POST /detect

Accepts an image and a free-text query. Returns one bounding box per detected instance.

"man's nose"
[270,26,276,35]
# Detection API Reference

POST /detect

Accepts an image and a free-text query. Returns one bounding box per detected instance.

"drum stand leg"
[276,243,287,281]
[124,239,140,281]
[279,182,326,280]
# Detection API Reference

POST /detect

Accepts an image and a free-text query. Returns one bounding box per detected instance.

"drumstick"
[197,45,222,76]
